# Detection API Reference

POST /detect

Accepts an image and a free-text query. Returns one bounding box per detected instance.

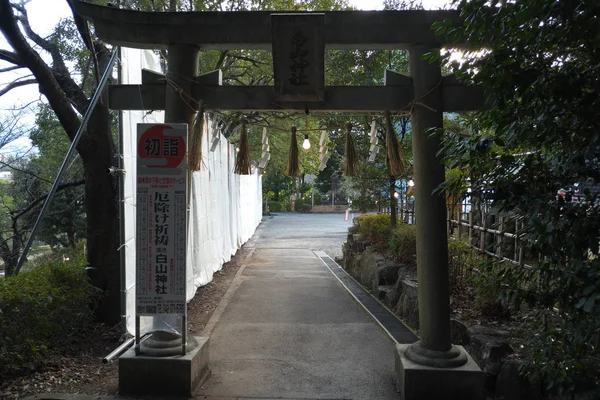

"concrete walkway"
[196,213,400,400]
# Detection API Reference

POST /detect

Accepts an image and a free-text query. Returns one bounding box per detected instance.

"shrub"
[0,249,99,377]
[389,224,417,268]
[447,236,484,293]
[353,214,393,249]
[267,201,282,212]
[295,202,312,213]
[282,201,292,212]
[467,259,509,318]
[312,192,323,205]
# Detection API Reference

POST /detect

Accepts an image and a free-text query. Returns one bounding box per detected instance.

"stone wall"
[311,204,348,213]
[341,231,538,400]
[343,232,420,330]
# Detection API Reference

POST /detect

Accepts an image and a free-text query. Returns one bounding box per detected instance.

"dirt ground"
[0,249,246,399]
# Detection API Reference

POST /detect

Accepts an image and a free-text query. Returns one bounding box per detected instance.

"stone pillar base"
[119,336,209,396]
[395,343,483,400]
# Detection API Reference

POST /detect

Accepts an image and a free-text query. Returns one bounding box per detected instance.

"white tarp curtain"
[121,47,262,335]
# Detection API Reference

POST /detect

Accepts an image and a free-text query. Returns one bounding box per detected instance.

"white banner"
[136,123,188,316]
[122,47,263,334]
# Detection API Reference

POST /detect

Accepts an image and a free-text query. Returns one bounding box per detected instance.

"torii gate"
[73,2,483,399]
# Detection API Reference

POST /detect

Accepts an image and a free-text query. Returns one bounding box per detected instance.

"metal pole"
[14,48,119,276]
[103,337,134,363]
[116,46,128,335]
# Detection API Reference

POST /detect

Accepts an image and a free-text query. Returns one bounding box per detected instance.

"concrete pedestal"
[395,343,483,400]
[119,336,209,396]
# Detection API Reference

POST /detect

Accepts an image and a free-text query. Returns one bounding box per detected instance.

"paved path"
[196,213,399,400]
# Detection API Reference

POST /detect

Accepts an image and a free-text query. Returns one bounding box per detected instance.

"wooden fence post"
[496,216,504,258]
[480,212,486,252]
[468,211,473,244]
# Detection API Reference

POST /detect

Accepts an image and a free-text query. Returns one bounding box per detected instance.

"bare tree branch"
[66,0,99,83]
[0,107,30,150]
[11,1,90,114]
[0,48,23,65]
[0,77,37,97]
[13,179,85,220]
[0,65,24,73]
[0,161,53,184]
[0,0,81,141]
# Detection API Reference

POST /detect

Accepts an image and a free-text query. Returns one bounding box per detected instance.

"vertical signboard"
[271,13,325,102]
[136,123,187,317]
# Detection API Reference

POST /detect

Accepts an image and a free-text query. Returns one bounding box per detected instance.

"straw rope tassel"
[235,118,251,175]
[385,111,405,177]
[188,101,204,171]
[285,125,300,177]
[344,122,360,177]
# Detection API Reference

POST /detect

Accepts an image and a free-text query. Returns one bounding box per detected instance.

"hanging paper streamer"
[318,130,329,171]
[368,119,379,162]
[344,122,360,177]
[385,111,405,177]
[234,118,251,175]
[188,101,204,171]
[259,127,271,169]
[285,125,300,177]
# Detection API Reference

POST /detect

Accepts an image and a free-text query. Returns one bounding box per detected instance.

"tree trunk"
[1,241,17,276]
[80,104,120,325]
[0,0,121,324]
[67,228,76,250]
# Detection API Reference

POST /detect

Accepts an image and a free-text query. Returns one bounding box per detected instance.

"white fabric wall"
[121,48,262,335]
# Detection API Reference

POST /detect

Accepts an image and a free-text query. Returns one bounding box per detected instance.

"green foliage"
[11,103,86,251]
[466,259,508,318]
[312,191,323,205]
[267,201,282,212]
[294,199,312,213]
[440,1,600,394]
[0,248,99,377]
[388,224,416,267]
[353,214,392,249]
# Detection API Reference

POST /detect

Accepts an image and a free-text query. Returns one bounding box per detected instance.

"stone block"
[467,326,513,391]
[119,336,209,397]
[376,285,394,300]
[375,261,399,285]
[451,319,470,345]
[384,278,402,308]
[496,360,542,400]
[395,343,483,400]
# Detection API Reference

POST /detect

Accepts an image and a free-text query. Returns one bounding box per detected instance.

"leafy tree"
[440,1,600,395]
[0,0,119,323]
[19,103,86,250]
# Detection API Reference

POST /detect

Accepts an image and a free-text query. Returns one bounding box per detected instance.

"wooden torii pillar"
[73,2,484,399]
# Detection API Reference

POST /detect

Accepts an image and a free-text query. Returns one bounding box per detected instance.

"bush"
[389,224,417,268]
[467,259,509,318]
[447,237,484,293]
[0,250,99,377]
[267,201,282,212]
[295,203,312,212]
[312,192,323,205]
[353,214,393,249]
[294,198,312,213]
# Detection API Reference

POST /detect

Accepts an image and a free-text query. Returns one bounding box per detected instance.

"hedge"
[0,250,99,377]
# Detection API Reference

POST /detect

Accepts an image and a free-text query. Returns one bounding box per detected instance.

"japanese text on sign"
[289,30,309,86]
[135,123,187,316]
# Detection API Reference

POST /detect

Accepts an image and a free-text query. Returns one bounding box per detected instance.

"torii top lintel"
[71,1,465,50]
